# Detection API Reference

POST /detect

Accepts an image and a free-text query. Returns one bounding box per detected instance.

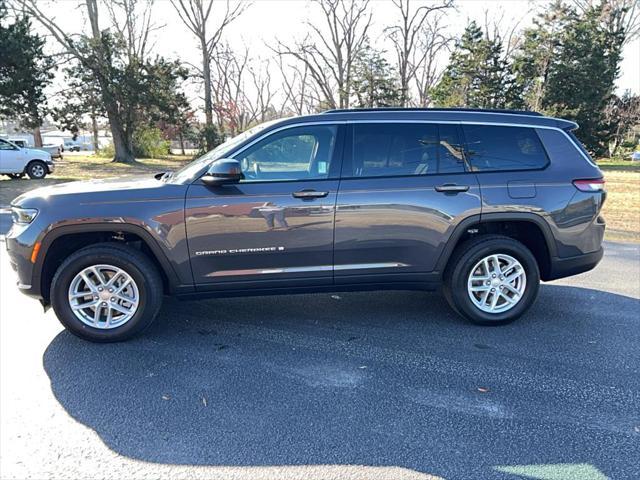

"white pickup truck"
[10,139,62,159]
[0,138,55,179]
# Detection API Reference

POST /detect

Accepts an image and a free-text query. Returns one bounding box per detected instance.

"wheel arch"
[26,158,47,168]
[436,213,557,281]
[36,223,183,302]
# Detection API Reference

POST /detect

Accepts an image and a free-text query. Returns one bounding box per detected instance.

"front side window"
[0,139,16,151]
[462,125,549,172]
[350,123,466,177]
[235,125,337,182]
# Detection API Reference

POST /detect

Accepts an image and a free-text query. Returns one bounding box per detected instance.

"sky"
[30,0,640,108]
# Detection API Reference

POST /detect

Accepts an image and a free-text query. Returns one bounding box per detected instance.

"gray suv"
[6,108,606,342]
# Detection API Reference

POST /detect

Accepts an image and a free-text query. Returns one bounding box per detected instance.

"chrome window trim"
[230,121,346,158]
[339,119,593,166]
[210,118,593,174]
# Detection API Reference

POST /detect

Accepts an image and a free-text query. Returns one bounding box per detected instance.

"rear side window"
[462,125,549,172]
[350,123,466,177]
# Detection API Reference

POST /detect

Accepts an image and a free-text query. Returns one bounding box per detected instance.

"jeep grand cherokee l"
[6,108,606,342]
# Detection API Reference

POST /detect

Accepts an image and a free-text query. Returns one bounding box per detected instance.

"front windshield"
[170,119,283,183]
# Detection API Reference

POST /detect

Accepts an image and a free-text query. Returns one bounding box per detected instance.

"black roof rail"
[322,107,543,117]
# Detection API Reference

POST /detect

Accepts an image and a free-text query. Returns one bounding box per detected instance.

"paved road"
[0,239,638,480]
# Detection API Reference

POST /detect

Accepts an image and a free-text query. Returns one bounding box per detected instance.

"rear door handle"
[435,184,469,193]
[292,189,329,199]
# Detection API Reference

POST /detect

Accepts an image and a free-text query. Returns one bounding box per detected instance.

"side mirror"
[201,158,243,186]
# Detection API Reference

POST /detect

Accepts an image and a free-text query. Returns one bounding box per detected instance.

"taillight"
[573,178,605,192]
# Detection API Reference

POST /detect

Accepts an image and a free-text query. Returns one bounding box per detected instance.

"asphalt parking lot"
[0,233,638,480]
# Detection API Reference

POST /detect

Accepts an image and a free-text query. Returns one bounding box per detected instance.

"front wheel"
[443,235,540,325]
[26,161,47,179]
[51,243,163,342]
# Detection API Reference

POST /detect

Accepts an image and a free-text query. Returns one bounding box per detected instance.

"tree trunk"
[86,0,135,163]
[33,126,43,147]
[106,109,135,163]
[179,131,185,155]
[91,113,99,151]
[202,40,215,150]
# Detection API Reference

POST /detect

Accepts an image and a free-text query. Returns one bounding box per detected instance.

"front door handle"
[435,184,469,193]
[292,189,329,199]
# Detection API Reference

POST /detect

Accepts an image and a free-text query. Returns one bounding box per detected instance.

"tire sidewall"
[52,251,157,342]
[450,240,540,325]
[27,161,46,179]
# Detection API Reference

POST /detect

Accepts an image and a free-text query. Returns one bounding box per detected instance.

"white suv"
[0,138,55,179]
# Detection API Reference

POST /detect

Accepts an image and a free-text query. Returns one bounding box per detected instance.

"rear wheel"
[443,235,540,325]
[26,161,47,179]
[51,243,163,342]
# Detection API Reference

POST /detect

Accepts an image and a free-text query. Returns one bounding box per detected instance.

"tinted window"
[565,129,595,164]
[462,125,548,172]
[0,139,16,150]
[350,123,465,177]
[235,125,337,182]
[438,124,466,173]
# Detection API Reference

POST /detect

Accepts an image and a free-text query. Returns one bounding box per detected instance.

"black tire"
[51,243,163,342]
[443,235,540,325]
[26,160,47,179]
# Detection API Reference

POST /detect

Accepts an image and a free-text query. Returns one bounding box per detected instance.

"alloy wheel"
[467,253,527,314]
[68,264,140,329]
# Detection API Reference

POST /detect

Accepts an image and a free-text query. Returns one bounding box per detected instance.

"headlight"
[11,207,38,224]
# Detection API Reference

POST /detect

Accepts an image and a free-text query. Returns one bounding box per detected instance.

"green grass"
[596,158,640,172]
[0,154,192,205]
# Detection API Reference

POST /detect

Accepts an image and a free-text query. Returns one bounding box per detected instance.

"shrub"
[133,126,170,159]
[96,142,115,158]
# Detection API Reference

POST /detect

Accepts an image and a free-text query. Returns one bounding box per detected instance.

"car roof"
[270,108,578,131]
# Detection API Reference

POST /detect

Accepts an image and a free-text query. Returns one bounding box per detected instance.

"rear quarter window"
[462,125,549,172]
[535,128,597,169]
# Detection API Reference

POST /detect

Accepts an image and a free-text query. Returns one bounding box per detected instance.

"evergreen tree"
[431,21,515,109]
[0,0,54,139]
[513,1,625,154]
[351,44,401,108]
[511,1,574,112]
[51,63,104,149]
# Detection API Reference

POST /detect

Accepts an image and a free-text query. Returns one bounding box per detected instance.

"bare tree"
[104,0,160,62]
[15,0,161,162]
[482,7,530,61]
[170,0,248,148]
[603,91,640,156]
[248,59,277,123]
[210,44,277,135]
[573,0,640,44]
[412,10,453,106]
[277,58,316,115]
[385,0,453,106]
[275,0,372,109]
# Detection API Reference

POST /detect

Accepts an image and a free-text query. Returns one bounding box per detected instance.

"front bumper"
[546,247,604,281]
[5,224,43,301]
[46,161,55,174]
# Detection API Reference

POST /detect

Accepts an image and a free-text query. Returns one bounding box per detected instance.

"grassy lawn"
[597,159,640,242]
[0,154,192,206]
[1,154,638,243]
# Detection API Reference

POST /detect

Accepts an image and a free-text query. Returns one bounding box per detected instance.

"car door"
[0,139,24,173]
[334,122,481,284]
[186,123,344,291]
